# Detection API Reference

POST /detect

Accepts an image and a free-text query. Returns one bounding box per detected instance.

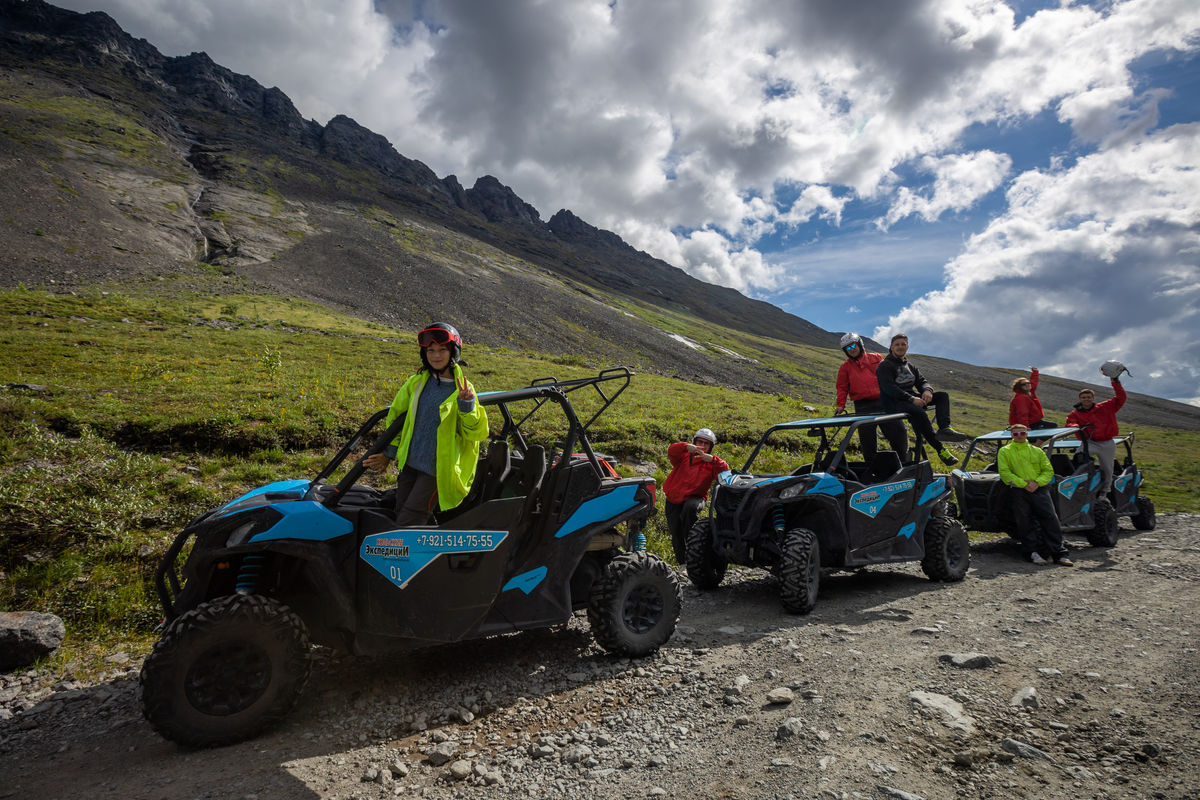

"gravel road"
[2,515,1198,800]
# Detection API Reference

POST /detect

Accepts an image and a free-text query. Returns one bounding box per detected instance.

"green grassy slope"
[2,285,1197,675]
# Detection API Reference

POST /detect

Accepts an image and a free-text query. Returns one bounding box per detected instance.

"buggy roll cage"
[737,413,910,475]
[311,367,636,508]
[958,426,1084,469]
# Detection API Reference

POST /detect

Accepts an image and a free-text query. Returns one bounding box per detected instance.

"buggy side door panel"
[354,499,522,643]
[1053,464,1099,530]
[845,465,925,564]
[482,467,651,634]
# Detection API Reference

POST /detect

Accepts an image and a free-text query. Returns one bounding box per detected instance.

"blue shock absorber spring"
[235,554,265,594]
[633,531,647,551]
[772,505,787,535]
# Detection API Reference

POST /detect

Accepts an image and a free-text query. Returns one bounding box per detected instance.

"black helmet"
[839,332,863,357]
[418,322,462,366]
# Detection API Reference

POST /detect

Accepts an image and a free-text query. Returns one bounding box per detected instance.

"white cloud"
[878,150,1012,230]
[875,123,1200,403]
[679,229,778,293]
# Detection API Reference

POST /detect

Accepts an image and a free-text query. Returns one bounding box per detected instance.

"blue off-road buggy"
[140,367,678,747]
[950,427,1154,547]
[1044,433,1156,531]
[685,414,969,614]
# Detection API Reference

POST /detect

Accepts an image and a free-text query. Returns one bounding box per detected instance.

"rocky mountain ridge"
[0,0,829,348]
[2,0,1199,426]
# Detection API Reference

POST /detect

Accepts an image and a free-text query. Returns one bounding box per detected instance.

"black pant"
[1030,419,1057,430]
[891,391,952,451]
[394,466,438,526]
[665,497,705,563]
[852,398,908,463]
[1010,485,1066,559]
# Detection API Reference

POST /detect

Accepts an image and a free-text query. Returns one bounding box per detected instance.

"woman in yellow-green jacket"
[363,322,489,524]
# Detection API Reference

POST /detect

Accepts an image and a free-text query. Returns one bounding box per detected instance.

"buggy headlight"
[223,509,283,547]
[779,483,805,500]
[226,521,257,547]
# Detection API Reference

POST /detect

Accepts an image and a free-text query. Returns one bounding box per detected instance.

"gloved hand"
[1100,360,1130,379]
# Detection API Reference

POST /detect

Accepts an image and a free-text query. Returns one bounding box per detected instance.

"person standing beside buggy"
[1009,367,1055,430]
[834,332,908,463]
[997,424,1072,566]
[663,428,728,563]
[1066,361,1128,496]
[364,322,489,525]
[875,333,967,466]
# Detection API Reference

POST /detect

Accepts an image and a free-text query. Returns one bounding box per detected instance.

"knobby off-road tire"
[779,528,820,615]
[1087,498,1120,547]
[140,594,312,748]
[921,514,970,581]
[1131,496,1157,531]
[684,518,727,590]
[587,551,681,657]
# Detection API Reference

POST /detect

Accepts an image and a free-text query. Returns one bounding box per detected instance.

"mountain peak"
[464,176,541,225]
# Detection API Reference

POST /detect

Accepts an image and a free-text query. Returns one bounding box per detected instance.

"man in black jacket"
[876,333,967,466]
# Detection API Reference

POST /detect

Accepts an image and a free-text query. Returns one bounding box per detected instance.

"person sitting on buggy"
[875,333,968,466]
[997,424,1072,566]
[1009,367,1055,430]
[364,322,489,524]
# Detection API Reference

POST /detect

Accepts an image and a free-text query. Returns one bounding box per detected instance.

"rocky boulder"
[0,611,65,671]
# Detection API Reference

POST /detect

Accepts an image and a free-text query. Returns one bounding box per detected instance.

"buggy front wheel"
[921,515,970,581]
[685,518,727,590]
[1087,498,1119,547]
[779,528,820,615]
[140,594,312,747]
[587,552,681,656]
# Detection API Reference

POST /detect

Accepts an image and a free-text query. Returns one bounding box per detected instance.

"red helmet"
[418,322,462,363]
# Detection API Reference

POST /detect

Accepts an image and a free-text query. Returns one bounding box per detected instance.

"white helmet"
[1100,360,1130,378]
[839,332,862,356]
[693,428,717,446]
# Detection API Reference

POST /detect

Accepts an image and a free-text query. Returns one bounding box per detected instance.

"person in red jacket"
[1008,367,1055,430]
[663,428,729,563]
[1066,374,1127,495]
[834,333,907,463]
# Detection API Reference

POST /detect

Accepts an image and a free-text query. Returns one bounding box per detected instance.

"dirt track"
[2,515,1198,800]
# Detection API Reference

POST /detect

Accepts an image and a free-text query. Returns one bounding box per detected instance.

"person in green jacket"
[997,424,1072,566]
[363,322,489,524]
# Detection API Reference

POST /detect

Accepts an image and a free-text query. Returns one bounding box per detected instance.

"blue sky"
[56,0,1200,404]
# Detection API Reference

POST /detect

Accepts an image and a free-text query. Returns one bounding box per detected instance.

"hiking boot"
[938,449,959,466]
[937,427,970,442]
[1055,556,1074,567]
[1030,552,1049,565]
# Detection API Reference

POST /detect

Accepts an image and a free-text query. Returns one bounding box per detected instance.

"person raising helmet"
[834,332,907,463]
[364,322,489,524]
[663,427,729,563]
[1066,362,1128,496]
